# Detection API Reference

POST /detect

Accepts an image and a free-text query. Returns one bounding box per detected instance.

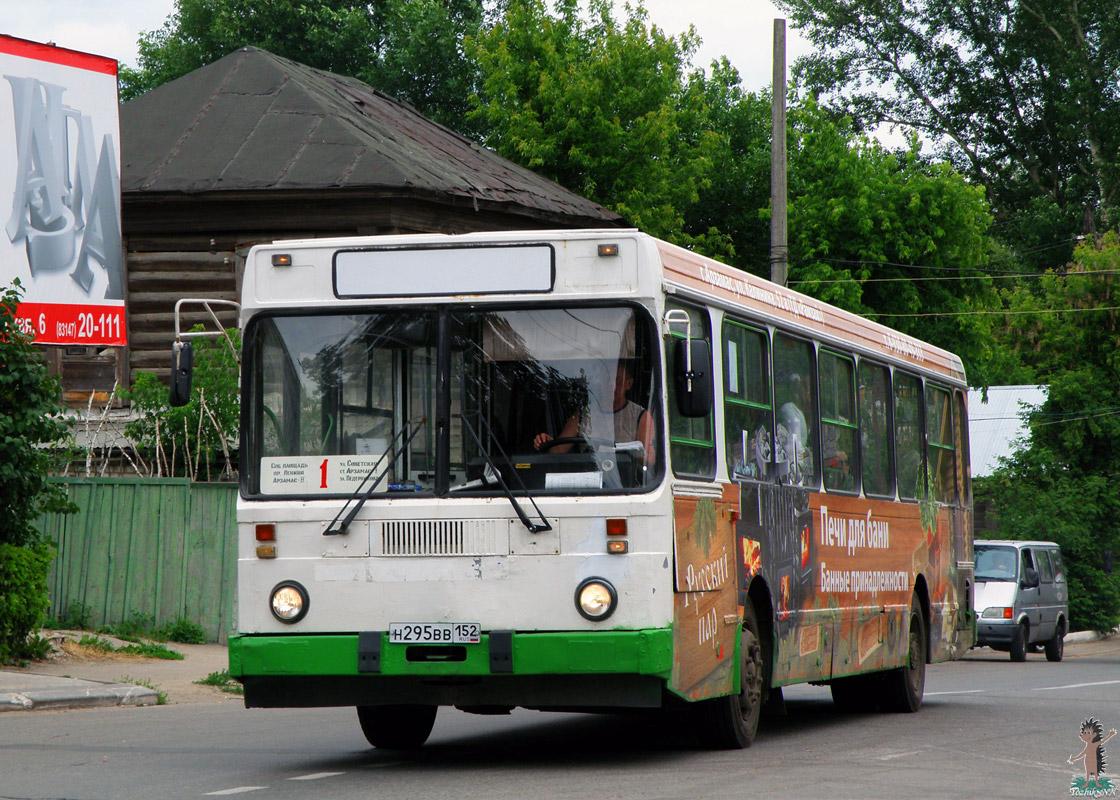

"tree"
[977,233,1120,632]
[783,99,1003,387]
[0,281,73,661]
[468,0,722,244]
[776,0,1120,270]
[120,0,486,134]
[124,328,241,481]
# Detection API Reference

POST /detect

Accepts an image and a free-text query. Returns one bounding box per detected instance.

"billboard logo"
[5,74,122,300]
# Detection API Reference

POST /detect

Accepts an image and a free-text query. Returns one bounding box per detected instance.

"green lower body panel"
[229,629,674,711]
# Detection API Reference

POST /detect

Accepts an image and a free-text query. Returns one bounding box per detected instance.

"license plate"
[388,622,481,644]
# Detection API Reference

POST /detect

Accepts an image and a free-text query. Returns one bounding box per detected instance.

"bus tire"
[1045,620,1065,662]
[882,596,926,713]
[356,705,437,749]
[1009,622,1028,662]
[694,604,764,749]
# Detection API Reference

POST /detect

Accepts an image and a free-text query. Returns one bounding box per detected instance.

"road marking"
[925,689,986,696]
[204,788,267,796]
[289,772,345,781]
[1033,680,1120,691]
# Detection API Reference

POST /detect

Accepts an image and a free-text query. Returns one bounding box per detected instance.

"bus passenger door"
[669,486,739,701]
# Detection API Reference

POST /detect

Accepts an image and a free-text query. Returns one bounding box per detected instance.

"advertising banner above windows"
[0,35,125,346]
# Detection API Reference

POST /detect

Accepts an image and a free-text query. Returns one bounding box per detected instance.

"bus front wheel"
[357,705,437,749]
[694,604,764,749]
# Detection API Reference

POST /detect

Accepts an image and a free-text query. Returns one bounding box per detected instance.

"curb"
[0,681,158,712]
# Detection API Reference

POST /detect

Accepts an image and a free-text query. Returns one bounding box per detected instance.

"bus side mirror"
[1021,567,1040,590]
[169,341,193,407]
[673,338,713,418]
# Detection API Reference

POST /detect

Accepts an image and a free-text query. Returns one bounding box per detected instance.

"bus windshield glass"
[244,305,661,497]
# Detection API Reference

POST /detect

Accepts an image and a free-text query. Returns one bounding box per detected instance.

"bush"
[0,543,54,663]
[0,280,74,664]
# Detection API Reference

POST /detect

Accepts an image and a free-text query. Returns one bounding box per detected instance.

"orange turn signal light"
[607,540,629,554]
[256,524,276,541]
[255,544,277,559]
[606,519,627,536]
[271,254,292,267]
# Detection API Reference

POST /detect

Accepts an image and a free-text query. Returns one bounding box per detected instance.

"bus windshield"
[244,305,662,497]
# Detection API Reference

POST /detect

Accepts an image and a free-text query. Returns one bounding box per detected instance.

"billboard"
[0,35,125,346]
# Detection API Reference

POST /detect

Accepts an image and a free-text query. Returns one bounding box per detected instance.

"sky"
[3,0,810,93]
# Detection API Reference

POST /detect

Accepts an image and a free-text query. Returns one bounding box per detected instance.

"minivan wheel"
[1045,621,1065,662]
[1009,622,1028,662]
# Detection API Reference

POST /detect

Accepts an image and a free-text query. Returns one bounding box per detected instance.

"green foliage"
[469,0,720,244]
[778,0,1120,270]
[120,0,485,134]
[45,601,93,631]
[77,635,185,661]
[117,675,168,705]
[124,327,240,480]
[153,617,207,645]
[1,280,74,547]
[195,670,244,694]
[16,632,55,662]
[783,102,1002,387]
[98,613,206,644]
[0,543,54,664]
[0,279,73,663]
[978,233,1120,633]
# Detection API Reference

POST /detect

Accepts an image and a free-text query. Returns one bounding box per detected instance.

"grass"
[77,635,184,661]
[195,670,243,695]
[117,675,168,705]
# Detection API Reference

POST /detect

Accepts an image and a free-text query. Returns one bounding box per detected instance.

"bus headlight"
[270,581,309,623]
[575,578,617,621]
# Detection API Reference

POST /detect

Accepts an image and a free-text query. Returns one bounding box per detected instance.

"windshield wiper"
[458,411,552,534]
[324,416,426,536]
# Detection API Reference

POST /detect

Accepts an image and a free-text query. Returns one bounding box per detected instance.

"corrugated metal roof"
[968,385,1047,478]
[120,47,623,225]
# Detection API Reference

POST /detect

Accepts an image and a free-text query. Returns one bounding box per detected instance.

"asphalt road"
[2,642,1118,800]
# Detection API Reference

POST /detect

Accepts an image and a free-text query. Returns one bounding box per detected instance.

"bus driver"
[533,361,655,466]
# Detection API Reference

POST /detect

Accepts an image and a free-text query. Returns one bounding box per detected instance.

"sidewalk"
[0,631,235,712]
[1,629,1115,713]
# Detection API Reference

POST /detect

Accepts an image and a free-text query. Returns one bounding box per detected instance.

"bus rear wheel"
[357,705,437,749]
[882,596,926,713]
[694,604,764,749]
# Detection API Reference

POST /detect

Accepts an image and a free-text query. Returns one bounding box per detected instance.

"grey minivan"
[973,540,1068,662]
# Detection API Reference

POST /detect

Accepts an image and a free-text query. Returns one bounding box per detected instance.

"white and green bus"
[182,229,974,749]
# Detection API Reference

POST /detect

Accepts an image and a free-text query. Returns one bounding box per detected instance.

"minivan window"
[1036,550,1054,582]
[1051,550,1066,582]
[975,545,1018,581]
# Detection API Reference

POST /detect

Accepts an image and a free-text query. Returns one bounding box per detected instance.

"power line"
[790,269,1120,285]
[864,306,1120,318]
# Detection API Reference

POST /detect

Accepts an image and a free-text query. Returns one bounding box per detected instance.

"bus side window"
[858,360,894,498]
[819,349,859,493]
[773,333,819,489]
[666,303,715,479]
[926,383,956,504]
[722,319,772,482]
[894,371,923,501]
[954,389,971,506]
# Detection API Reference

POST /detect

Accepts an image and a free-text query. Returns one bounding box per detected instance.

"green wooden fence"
[37,478,237,643]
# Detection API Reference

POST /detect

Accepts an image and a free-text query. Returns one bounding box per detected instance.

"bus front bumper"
[228,629,674,710]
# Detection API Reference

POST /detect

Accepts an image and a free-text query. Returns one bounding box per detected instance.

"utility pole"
[770,18,788,287]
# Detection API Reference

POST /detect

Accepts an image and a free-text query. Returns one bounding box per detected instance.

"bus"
[184,229,975,749]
